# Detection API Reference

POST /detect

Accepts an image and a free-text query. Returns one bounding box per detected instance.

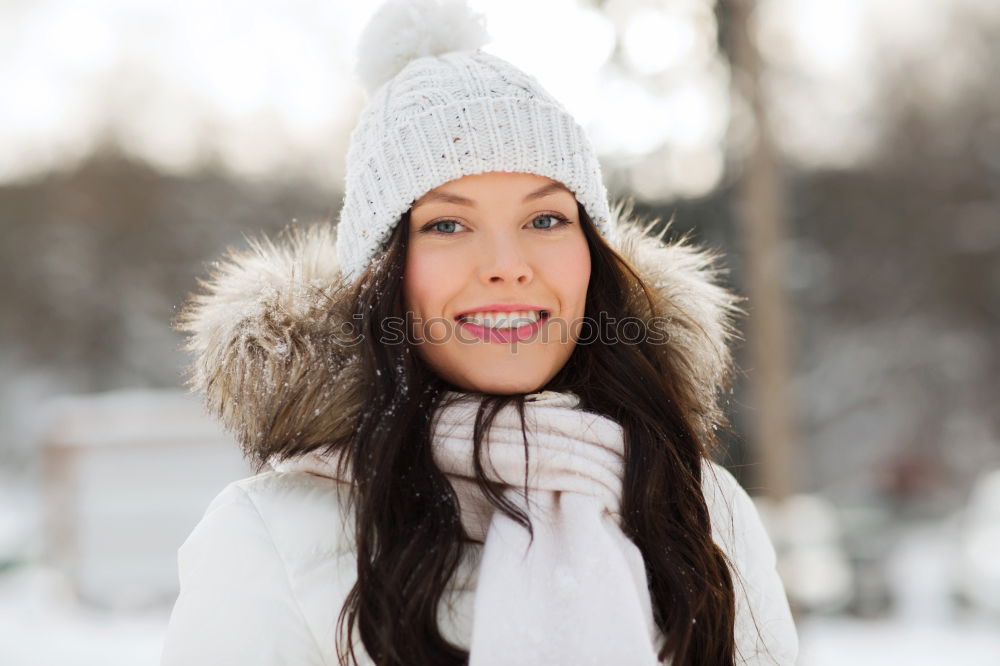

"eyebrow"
[411,181,573,209]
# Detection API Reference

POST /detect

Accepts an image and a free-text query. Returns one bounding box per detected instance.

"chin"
[454,369,549,396]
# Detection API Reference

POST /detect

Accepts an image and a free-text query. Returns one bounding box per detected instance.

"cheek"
[552,239,591,309]
[404,246,449,315]
[404,247,461,358]
[575,245,592,295]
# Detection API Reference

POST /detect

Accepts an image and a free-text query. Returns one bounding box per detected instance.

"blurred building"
[39,389,250,610]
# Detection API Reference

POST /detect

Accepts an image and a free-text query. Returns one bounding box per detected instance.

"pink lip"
[458,315,547,344]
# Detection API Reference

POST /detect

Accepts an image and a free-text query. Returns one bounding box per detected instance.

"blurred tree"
[715,0,799,500]
[0,142,336,394]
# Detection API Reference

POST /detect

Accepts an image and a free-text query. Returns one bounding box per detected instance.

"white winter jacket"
[161,209,799,664]
[160,460,797,665]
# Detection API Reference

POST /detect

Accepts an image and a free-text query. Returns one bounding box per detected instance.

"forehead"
[412,172,575,209]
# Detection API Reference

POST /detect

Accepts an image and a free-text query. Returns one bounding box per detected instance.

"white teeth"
[461,310,544,329]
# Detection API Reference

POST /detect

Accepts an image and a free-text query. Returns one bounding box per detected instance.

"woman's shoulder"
[701,459,748,518]
[199,469,356,558]
[700,460,800,665]
[163,471,361,665]
[700,460,774,567]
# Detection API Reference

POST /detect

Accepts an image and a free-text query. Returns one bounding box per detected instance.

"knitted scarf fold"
[271,389,661,665]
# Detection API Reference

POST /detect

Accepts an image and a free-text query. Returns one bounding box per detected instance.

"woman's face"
[403,171,591,394]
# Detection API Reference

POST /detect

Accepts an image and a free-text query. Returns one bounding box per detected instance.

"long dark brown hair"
[316,203,737,664]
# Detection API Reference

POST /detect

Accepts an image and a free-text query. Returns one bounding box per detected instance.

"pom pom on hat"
[355,0,491,97]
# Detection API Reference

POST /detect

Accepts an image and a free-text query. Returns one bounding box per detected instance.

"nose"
[477,234,533,284]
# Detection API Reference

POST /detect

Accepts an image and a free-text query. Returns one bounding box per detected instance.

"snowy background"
[2,0,999,663]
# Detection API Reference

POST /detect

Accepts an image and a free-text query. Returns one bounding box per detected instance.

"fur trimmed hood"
[174,202,746,467]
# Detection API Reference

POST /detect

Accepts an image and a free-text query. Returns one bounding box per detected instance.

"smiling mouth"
[454,311,550,344]
[454,311,551,323]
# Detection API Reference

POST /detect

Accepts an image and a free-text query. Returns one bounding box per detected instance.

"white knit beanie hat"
[335,0,616,285]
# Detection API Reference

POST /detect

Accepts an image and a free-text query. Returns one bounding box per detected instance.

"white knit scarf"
[272,389,662,664]
[432,389,661,666]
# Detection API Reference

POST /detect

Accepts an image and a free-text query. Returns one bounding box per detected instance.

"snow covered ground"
[0,564,169,666]
[798,521,1000,664]
[798,614,1000,665]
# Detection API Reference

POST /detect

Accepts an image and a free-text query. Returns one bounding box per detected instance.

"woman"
[160,1,798,664]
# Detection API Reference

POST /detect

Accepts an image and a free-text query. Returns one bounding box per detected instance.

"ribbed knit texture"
[336,48,615,285]
[430,389,624,542]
